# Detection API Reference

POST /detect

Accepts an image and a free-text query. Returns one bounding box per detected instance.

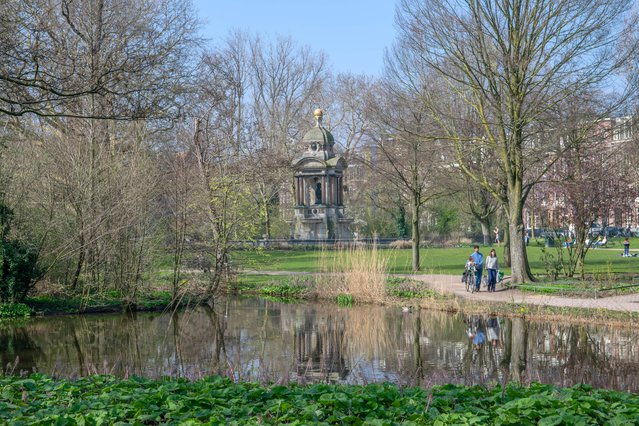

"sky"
[191,0,397,76]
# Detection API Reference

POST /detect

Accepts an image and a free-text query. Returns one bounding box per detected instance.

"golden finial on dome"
[314,108,323,126]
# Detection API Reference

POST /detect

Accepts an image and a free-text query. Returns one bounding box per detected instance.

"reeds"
[316,243,388,303]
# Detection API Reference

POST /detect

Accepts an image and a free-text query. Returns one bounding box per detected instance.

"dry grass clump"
[316,243,388,303]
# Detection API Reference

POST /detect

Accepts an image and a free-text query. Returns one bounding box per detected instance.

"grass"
[25,291,186,315]
[229,241,639,324]
[231,237,639,276]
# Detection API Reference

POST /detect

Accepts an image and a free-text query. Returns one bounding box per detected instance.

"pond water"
[1,297,638,391]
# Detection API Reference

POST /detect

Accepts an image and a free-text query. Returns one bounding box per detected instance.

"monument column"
[305,178,309,205]
[328,175,335,205]
[321,175,327,204]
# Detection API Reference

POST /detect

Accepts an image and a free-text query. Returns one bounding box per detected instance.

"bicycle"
[464,265,476,292]
[497,270,505,289]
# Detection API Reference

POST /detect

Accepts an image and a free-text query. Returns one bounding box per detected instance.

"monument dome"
[302,109,334,144]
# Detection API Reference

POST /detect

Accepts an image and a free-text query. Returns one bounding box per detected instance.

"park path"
[402,273,639,313]
[245,270,639,313]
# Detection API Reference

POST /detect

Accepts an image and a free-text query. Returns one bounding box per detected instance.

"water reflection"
[1,298,638,392]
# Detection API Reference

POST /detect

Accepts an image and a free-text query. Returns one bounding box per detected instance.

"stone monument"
[291,109,352,240]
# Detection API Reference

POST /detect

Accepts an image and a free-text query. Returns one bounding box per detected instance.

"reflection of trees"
[2,301,639,391]
[202,305,227,374]
[0,325,43,373]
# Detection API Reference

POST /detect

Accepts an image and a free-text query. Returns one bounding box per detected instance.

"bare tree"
[248,35,328,237]
[390,0,637,282]
[191,118,260,300]
[367,83,448,271]
[0,0,198,119]
[324,73,374,162]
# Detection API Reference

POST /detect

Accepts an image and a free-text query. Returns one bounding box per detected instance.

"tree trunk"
[480,220,491,246]
[264,202,271,240]
[507,209,533,282]
[502,224,511,267]
[411,196,420,272]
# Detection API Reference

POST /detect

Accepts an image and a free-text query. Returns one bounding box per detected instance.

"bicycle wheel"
[465,271,472,292]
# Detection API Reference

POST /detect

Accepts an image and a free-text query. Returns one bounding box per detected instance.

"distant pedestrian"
[470,245,484,292]
[623,238,630,257]
[486,249,499,292]
[494,226,500,246]
[524,230,530,246]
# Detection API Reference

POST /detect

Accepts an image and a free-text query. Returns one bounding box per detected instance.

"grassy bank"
[232,273,639,326]
[21,291,206,316]
[2,374,638,424]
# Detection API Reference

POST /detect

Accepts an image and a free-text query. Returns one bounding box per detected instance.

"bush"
[0,200,40,302]
[389,239,412,249]
[0,302,31,318]
[0,238,40,302]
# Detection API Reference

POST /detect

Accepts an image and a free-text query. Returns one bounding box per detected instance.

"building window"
[613,120,633,141]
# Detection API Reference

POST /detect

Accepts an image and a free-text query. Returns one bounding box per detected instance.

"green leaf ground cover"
[2,375,638,425]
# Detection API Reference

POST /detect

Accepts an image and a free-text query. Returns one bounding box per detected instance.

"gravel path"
[403,273,639,313]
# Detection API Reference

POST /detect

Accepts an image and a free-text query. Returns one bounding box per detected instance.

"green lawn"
[230,237,639,277]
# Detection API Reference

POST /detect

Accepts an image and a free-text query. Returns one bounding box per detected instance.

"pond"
[1,297,638,391]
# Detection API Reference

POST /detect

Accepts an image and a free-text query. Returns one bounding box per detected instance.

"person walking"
[493,226,500,246]
[486,249,499,292]
[470,245,484,292]
[623,238,630,257]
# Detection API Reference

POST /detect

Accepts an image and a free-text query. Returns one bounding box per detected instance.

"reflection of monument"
[294,313,349,383]
[291,109,353,240]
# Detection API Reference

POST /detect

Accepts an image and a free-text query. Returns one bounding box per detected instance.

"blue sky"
[192,0,397,76]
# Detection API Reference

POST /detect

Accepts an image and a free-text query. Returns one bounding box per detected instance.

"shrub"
[336,293,353,306]
[389,240,412,249]
[0,302,31,318]
[0,201,40,302]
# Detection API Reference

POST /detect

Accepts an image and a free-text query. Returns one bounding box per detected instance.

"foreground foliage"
[1,375,638,425]
[0,302,30,318]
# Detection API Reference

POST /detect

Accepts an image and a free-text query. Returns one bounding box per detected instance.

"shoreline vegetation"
[2,374,639,424]
[2,245,639,326]
[3,246,639,423]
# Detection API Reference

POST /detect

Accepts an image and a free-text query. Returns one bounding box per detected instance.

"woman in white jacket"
[486,249,499,292]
